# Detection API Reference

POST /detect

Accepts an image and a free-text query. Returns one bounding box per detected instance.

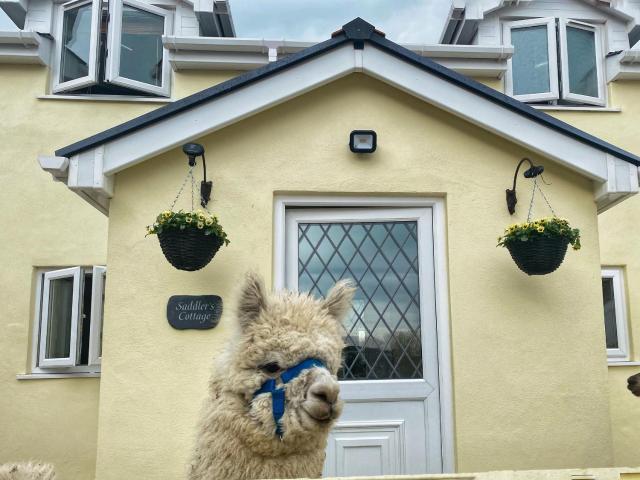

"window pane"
[98,271,105,357]
[119,5,164,86]
[78,272,93,365]
[298,221,423,380]
[45,277,74,358]
[602,277,618,349]
[60,3,93,83]
[511,25,551,96]
[567,26,598,98]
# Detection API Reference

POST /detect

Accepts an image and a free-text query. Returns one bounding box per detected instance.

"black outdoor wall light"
[182,142,212,207]
[350,130,377,153]
[506,157,545,214]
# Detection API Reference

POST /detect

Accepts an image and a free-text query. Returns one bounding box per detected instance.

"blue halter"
[253,358,326,438]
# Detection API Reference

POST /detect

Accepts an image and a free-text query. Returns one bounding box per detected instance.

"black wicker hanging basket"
[158,228,224,271]
[505,235,569,276]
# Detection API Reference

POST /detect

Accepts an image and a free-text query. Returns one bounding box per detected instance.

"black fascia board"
[56,17,640,167]
[55,32,350,158]
[366,32,640,167]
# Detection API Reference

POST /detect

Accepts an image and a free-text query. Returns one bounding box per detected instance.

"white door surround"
[273,195,455,474]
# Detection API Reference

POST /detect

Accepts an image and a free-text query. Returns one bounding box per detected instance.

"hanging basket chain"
[169,165,195,212]
[527,175,558,222]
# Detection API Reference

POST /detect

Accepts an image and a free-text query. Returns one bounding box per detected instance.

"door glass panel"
[511,25,551,96]
[602,277,618,349]
[298,221,423,380]
[60,3,93,83]
[566,26,598,98]
[45,277,74,358]
[119,5,164,86]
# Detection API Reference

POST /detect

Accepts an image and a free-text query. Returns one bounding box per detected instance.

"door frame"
[273,195,455,473]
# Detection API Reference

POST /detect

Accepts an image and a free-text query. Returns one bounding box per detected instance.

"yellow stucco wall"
[0,65,236,479]
[541,82,640,467]
[98,74,613,479]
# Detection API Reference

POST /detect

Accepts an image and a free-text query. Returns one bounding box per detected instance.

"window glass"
[298,221,423,380]
[511,25,551,96]
[119,5,164,86]
[45,277,75,359]
[602,277,618,349]
[60,3,93,83]
[566,26,598,98]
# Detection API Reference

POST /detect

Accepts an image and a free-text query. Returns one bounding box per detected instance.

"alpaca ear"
[323,280,356,321]
[238,272,268,329]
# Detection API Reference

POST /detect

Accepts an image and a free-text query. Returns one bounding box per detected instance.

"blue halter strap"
[253,358,326,438]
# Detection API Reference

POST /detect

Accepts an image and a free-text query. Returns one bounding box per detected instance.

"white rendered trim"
[602,267,630,362]
[16,372,101,379]
[273,195,456,473]
[37,94,172,103]
[503,17,560,103]
[44,42,639,213]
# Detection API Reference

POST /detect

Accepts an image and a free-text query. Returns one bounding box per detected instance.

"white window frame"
[602,267,630,362]
[88,265,106,366]
[52,0,102,94]
[504,17,560,103]
[31,267,105,374]
[558,18,606,106]
[106,0,173,96]
[38,267,82,367]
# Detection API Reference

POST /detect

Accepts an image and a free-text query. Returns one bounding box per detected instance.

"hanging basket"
[158,227,225,271]
[505,235,569,276]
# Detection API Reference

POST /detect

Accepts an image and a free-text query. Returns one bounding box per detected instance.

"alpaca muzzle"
[253,358,328,438]
[303,375,340,421]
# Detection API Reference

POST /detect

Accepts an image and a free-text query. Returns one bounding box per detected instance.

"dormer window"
[504,18,605,106]
[53,0,172,97]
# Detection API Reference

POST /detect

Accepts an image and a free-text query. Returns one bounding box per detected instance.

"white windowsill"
[16,372,101,380]
[607,361,640,367]
[531,105,621,112]
[38,94,172,104]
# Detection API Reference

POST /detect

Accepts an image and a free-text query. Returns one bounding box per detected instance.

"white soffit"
[42,41,639,214]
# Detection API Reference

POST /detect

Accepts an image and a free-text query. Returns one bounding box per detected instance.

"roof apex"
[332,17,386,41]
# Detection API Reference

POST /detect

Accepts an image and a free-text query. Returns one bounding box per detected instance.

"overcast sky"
[0,1,451,44]
[229,0,452,43]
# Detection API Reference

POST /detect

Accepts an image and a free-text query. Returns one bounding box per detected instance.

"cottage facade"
[2,1,640,479]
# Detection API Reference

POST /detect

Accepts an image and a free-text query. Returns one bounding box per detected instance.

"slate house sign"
[167,295,223,330]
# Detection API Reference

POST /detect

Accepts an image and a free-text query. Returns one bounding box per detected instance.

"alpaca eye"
[260,362,281,374]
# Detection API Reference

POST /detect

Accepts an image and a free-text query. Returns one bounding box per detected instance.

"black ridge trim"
[56,17,640,167]
[55,32,349,158]
[367,33,640,167]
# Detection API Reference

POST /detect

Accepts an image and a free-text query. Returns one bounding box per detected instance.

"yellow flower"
[162,210,172,218]
[186,217,192,224]
[197,222,204,229]
[205,218,213,226]
[537,226,544,233]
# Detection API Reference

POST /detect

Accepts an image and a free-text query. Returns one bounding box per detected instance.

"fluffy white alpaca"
[0,462,56,480]
[188,273,354,480]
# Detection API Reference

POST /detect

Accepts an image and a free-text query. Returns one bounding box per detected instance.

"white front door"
[284,207,444,476]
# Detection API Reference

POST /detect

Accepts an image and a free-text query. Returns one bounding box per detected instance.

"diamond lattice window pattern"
[298,221,423,380]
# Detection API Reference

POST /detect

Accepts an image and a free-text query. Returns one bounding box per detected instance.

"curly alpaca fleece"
[0,462,56,480]
[189,273,354,480]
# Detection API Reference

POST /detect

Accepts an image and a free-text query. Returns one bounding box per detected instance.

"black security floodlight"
[349,130,377,153]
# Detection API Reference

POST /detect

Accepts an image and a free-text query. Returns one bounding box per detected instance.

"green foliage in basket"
[146,209,230,245]
[497,217,580,251]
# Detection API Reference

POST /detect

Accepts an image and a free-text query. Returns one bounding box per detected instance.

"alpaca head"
[223,272,355,450]
[628,373,640,397]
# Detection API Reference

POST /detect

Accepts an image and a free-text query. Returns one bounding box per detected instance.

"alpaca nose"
[308,378,339,405]
[629,375,638,386]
